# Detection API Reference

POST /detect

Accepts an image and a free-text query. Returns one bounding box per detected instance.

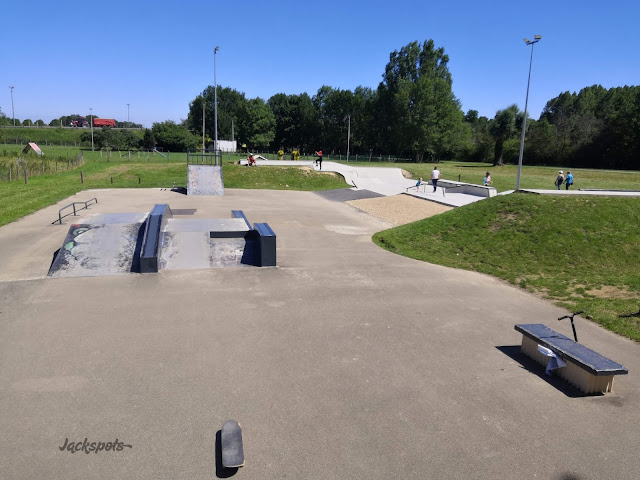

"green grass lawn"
[0,157,348,227]
[373,193,640,341]
[347,160,640,192]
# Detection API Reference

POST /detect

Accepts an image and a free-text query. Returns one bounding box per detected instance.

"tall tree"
[142,129,156,150]
[490,105,519,166]
[376,40,466,161]
[464,110,493,162]
[237,98,276,149]
[186,86,248,142]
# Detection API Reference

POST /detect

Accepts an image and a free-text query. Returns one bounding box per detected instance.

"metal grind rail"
[53,198,98,225]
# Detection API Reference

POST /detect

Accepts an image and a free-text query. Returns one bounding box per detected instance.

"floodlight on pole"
[516,35,542,191]
[9,86,15,126]
[89,107,94,152]
[126,103,130,128]
[214,46,220,165]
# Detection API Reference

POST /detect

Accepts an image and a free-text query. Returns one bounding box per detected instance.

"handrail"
[53,198,98,225]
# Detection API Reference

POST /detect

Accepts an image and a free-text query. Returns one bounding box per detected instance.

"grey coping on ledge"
[81,212,149,225]
[514,323,629,376]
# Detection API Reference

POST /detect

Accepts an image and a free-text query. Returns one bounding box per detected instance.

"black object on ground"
[558,310,583,342]
[619,306,640,318]
[221,420,244,468]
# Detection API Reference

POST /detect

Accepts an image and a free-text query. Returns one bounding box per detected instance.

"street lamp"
[89,107,94,151]
[9,86,15,126]
[214,46,219,165]
[516,35,541,191]
[126,103,130,128]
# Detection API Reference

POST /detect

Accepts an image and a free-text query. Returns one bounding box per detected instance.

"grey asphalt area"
[313,188,385,202]
[1,188,639,480]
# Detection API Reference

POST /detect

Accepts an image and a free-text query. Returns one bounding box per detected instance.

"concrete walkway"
[243,159,489,207]
[1,188,639,480]
[520,188,640,197]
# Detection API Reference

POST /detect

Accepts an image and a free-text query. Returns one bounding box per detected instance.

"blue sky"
[2,1,639,128]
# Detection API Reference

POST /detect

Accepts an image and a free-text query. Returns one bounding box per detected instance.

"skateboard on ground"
[221,420,245,468]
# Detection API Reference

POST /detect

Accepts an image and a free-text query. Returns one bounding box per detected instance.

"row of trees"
[3,39,638,168]
[77,123,199,152]
[464,85,640,169]
[179,40,638,169]
[184,40,466,161]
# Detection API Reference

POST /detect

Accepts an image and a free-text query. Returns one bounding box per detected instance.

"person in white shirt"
[431,167,440,192]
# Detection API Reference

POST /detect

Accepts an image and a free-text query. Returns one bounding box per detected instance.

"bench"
[514,324,628,394]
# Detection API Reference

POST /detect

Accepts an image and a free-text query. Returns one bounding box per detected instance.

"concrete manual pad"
[163,217,250,233]
[159,217,251,270]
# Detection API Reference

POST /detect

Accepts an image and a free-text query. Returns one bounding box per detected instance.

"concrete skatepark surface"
[240,159,493,206]
[1,188,639,479]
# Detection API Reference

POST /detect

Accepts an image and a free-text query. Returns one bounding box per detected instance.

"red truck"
[93,118,116,127]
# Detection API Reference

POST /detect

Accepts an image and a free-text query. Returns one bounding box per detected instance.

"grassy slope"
[373,193,640,341]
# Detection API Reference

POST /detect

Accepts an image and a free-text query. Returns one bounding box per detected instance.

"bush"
[151,121,199,152]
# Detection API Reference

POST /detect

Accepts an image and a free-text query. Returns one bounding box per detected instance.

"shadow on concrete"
[241,235,258,266]
[313,188,384,202]
[495,345,602,398]
[215,430,239,478]
[129,219,146,273]
[556,474,586,480]
[49,248,61,272]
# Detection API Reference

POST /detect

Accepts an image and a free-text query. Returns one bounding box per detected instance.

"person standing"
[555,170,564,190]
[431,166,440,192]
[565,171,574,190]
[315,150,323,170]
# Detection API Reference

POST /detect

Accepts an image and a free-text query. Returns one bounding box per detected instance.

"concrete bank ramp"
[48,213,148,278]
[187,165,224,195]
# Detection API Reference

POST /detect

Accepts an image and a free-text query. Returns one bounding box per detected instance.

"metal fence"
[246,150,414,163]
[186,150,221,166]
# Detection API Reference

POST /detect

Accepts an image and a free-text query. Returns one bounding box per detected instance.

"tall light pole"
[89,107,94,151]
[516,35,541,191]
[346,114,351,162]
[202,98,206,163]
[214,46,220,165]
[9,86,15,126]
[126,103,130,128]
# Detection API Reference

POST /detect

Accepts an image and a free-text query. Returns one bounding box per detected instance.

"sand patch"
[586,285,638,299]
[348,194,453,226]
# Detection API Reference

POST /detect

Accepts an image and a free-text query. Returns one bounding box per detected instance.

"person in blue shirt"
[565,171,574,190]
